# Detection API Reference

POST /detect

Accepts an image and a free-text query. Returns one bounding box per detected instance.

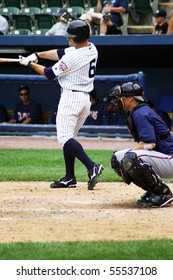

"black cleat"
[50,177,77,188]
[88,164,103,190]
[136,191,153,206]
[137,192,173,208]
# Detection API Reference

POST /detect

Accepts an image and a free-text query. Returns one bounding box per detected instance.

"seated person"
[0,15,9,35]
[48,105,57,124]
[79,13,96,35]
[0,103,9,122]
[87,0,129,35]
[167,9,173,34]
[45,8,72,36]
[9,85,43,124]
[84,89,104,125]
[152,9,168,34]
[147,99,171,130]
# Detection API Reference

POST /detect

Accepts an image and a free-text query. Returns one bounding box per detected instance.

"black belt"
[72,90,89,94]
[72,90,88,93]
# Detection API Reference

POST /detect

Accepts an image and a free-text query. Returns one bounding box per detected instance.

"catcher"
[45,8,74,36]
[108,81,173,208]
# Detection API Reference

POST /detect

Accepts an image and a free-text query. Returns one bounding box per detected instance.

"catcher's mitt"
[60,11,74,23]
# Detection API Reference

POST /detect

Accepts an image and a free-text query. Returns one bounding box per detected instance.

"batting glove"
[19,55,32,66]
[26,52,39,63]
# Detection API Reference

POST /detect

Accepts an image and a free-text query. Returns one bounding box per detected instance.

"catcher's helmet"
[109,81,145,102]
[64,20,90,40]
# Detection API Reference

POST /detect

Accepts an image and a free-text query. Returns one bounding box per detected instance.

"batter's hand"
[26,52,39,63]
[19,55,32,66]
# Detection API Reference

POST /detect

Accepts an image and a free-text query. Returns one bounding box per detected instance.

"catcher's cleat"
[136,191,153,206]
[50,177,77,188]
[88,164,103,190]
[136,192,173,208]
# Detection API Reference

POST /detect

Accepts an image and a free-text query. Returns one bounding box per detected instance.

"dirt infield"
[0,136,173,243]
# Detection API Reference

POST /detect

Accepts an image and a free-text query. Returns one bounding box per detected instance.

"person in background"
[0,14,9,35]
[45,8,71,36]
[0,103,9,122]
[147,99,171,130]
[79,13,96,35]
[152,9,168,34]
[171,118,173,134]
[84,89,104,125]
[167,10,173,34]
[99,0,129,35]
[87,0,129,35]
[9,85,43,124]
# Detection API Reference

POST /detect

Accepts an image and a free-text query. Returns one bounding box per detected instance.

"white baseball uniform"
[45,43,98,146]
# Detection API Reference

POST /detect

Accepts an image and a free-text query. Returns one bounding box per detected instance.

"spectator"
[9,85,43,124]
[45,8,72,36]
[128,0,153,26]
[84,89,104,125]
[0,14,9,35]
[87,0,129,35]
[48,105,57,124]
[152,9,168,34]
[167,10,173,34]
[79,13,96,35]
[0,103,9,122]
[147,99,171,130]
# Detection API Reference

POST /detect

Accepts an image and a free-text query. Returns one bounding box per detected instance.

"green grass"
[0,148,172,260]
[0,148,122,182]
[1,240,173,260]
[0,149,172,183]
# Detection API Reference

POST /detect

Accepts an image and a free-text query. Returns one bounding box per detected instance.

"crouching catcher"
[108,81,173,208]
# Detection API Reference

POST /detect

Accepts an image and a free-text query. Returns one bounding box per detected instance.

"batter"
[19,20,103,190]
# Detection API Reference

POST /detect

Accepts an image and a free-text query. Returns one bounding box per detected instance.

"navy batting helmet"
[64,20,90,40]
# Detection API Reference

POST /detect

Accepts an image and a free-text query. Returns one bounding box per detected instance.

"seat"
[68,0,86,8]
[35,13,56,29]
[46,0,63,7]
[10,28,31,35]
[0,7,20,22]
[32,28,49,35]
[42,7,61,15]
[3,0,21,8]
[12,14,35,30]
[19,7,42,21]
[67,6,85,19]
[25,0,43,8]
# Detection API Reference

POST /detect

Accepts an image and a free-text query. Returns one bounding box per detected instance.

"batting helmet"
[64,20,90,41]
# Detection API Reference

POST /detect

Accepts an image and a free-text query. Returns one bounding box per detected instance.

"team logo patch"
[59,61,68,72]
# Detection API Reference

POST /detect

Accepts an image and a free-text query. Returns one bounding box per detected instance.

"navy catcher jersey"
[131,104,173,154]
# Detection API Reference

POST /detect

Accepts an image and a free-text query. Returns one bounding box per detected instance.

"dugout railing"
[0,72,145,138]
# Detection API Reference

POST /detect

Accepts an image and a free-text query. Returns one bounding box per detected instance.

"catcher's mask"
[108,81,145,111]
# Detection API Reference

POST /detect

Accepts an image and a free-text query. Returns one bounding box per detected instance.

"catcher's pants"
[114,149,173,178]
[56,90,91,146]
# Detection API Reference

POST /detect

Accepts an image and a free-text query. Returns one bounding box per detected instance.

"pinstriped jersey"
[51,43,98,92]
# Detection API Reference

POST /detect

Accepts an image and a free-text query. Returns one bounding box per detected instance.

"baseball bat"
[0,58,20,63]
